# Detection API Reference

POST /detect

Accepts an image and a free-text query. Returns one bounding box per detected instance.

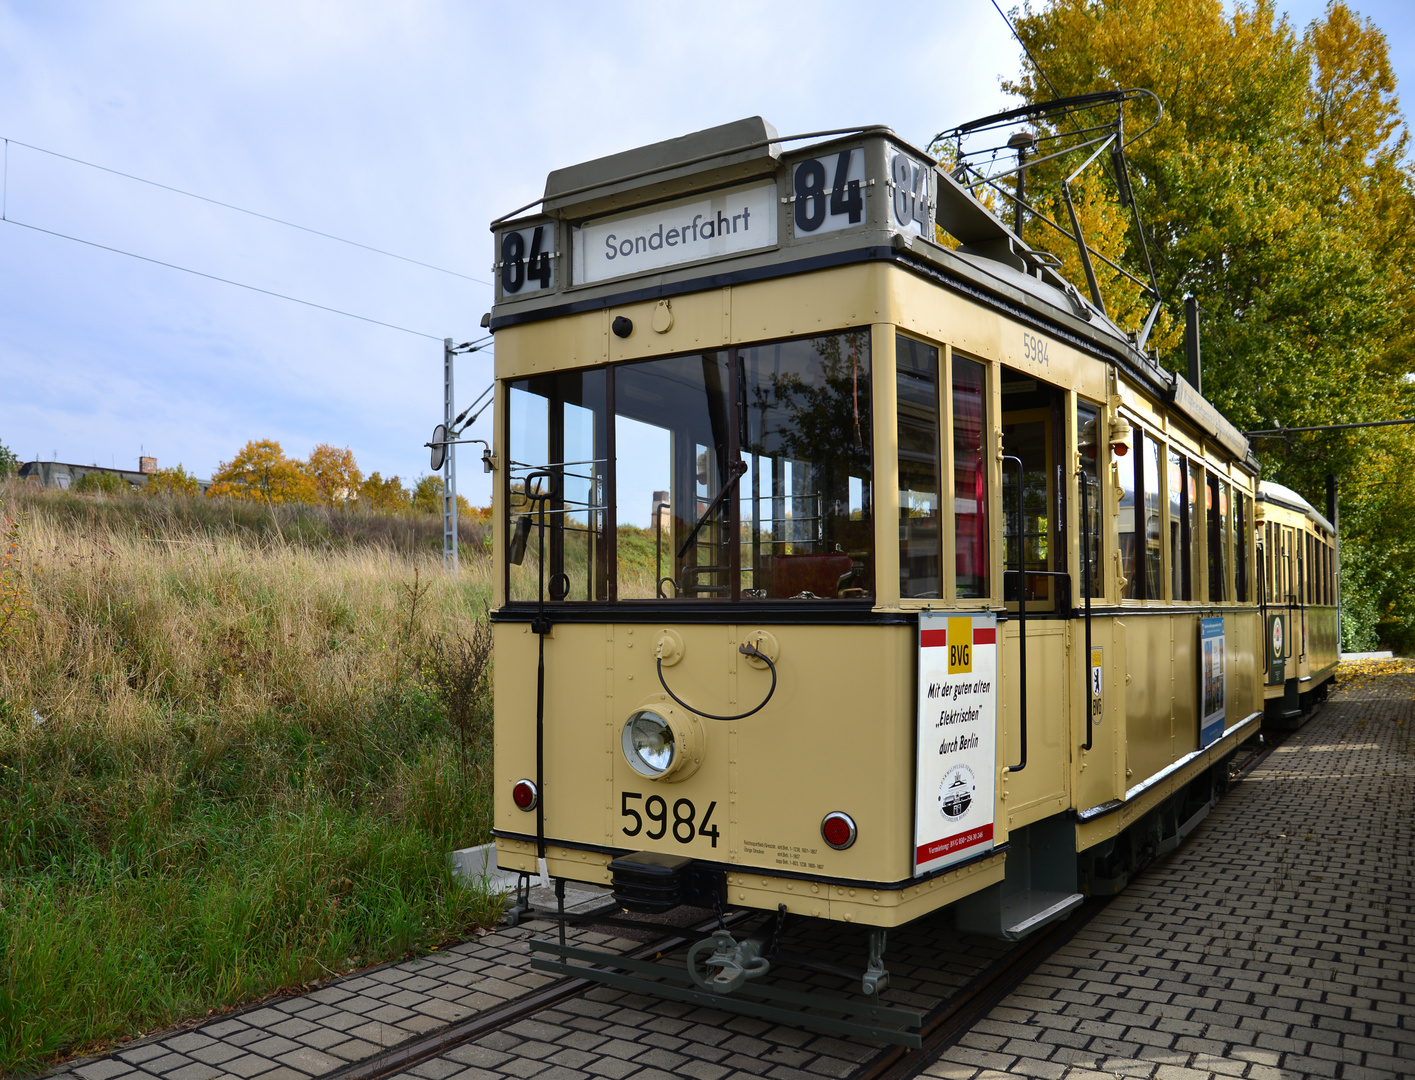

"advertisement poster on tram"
[1199,617,1226,747]
[914,612,997,876]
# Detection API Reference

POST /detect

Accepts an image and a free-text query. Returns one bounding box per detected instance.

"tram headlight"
[620,701,704,782]
[623,711,676,777]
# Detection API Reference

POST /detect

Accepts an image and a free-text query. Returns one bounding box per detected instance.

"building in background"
[17,457,211,493]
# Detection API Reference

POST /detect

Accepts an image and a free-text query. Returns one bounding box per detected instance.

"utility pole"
[443,338,459,573]
[430,338,495,574]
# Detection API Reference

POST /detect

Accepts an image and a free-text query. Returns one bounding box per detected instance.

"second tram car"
[1257,481,1340,726]
[481,115,1332,1020]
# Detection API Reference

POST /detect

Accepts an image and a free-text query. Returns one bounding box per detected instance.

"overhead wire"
[1,136,492,286]
[2,216,446,341]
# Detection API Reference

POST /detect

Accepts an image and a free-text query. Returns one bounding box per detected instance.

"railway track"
[318,899,1104,1080]
[321,728,1286,1080]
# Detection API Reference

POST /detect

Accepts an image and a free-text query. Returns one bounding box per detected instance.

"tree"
[142,465,201,498]
[207,440,316,504]
[306,443,363,506]
[0,440,18,480]
[360,471,411,512]
[1002,0,1415,648]
[72,471,128,494]
[411,474,472,516]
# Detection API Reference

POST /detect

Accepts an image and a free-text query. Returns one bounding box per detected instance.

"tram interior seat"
[772,553,856,599]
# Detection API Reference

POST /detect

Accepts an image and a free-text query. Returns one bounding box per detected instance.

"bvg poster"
[914,612,998,876]
[1199,616,1226,747]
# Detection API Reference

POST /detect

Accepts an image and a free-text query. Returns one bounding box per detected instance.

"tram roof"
[490,117,1257,473]
[1258,481,1335,534]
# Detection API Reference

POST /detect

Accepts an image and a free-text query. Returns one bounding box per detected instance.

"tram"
[483,110,1279,1019]
[1257,481,1340,726]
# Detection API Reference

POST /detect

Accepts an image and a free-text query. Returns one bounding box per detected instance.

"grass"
[0,483,501,1075]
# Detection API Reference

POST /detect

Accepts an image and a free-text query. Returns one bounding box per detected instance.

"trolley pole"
[443,338,459,574]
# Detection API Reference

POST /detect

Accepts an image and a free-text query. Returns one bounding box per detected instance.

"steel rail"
[323,909,756,1080]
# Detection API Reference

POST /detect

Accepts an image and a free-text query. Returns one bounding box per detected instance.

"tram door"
[999,376,1069,816]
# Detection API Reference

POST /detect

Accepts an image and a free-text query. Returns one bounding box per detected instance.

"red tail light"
[512,779,538,811]
[821,812,857,850]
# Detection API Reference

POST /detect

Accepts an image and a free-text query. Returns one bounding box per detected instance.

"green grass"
[0,483,501,1074]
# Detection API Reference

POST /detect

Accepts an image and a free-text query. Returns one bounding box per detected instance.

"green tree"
[1003,0,1415,648]
[0,440,18,480]
[142,465,202,498]
[411,474,472,516]
[207,440,316,504]
[72,471,128,494]
[360,471,412,513]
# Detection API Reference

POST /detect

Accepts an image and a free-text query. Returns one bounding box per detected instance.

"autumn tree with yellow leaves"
[207,440,317,505]
[1000,0,1415,649]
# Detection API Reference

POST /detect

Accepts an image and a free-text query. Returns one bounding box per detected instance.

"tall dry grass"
[0,483,500,1074]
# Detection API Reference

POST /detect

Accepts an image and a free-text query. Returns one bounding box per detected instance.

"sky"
[1,0,1411,509]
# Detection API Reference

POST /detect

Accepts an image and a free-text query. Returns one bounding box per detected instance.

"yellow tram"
[484,114,1272,1004]
[1256,481,1339,725]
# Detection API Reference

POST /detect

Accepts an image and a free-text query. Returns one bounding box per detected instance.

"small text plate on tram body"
[1090,646,1103,727]
[572,182,778,285]
[914,612,998,876]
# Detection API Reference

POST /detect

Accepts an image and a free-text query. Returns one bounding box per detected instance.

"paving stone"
[325,1039,381,1062]
[165,1065,221,1080]
[277,1046,344,1075]
[220,1055,278,1078]
[72,1060,135,1080]
[116,1045,171,1066]
[187,1043,245,1066]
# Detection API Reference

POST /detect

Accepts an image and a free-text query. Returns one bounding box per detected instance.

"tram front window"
[508,330,874,603]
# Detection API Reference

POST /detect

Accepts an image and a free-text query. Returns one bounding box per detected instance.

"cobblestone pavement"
[53,675,1411,1080]
[922,667,1414,1080]
[372,910,1012,1080]
[51,917,645,1080]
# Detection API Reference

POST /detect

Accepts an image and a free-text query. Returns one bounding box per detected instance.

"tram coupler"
[862,928,890,996]
[687,930,770,995]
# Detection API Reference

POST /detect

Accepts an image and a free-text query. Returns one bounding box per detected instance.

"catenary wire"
[2,216,446,341]
[1,136,492,286]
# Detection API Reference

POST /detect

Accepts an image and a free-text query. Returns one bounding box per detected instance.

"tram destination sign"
[914,612,998,876]
[572,181,778,285]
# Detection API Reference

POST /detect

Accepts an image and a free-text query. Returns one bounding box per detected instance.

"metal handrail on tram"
[1003,455,1028,774]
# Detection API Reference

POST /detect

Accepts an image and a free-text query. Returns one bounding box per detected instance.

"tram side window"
[1140,433,1162,599]
[1168,448,1190,600]
[1117,428,1162,600]
[1116,430,1137,598]
[1207,475,1229,603]
[1189,461,1204,601]
[1077,401,1102,598]
[506,370,609,603]
[1235,492,1249,603]
[897,336,941,598]
[953,357,989,598]
[1308,534,1316,605]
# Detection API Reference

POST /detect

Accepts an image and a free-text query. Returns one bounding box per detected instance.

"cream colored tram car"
[1256,481,1339,727]
[487,118,1265,949]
